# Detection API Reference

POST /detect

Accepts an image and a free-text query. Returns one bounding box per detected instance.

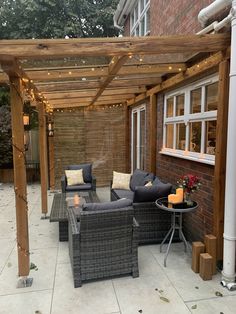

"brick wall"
[123,0,213,36]
[53,106,127,188]
[156,93,215,242]
[150,0,213,36]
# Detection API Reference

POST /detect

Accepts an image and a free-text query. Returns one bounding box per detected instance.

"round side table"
[155,197,198,267]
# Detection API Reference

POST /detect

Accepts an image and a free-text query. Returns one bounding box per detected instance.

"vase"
[184,192,193,206]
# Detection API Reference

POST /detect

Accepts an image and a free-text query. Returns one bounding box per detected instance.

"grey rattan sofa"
[61,163,96,193]
[111,169,173,244]
[68,201,139,287]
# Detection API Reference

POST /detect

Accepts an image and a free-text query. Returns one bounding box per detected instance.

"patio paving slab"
[51,263,120,314]
[0,290,52,314]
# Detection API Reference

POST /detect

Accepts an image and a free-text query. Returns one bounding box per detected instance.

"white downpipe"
[198,0,232,26]
[222,0,236,282]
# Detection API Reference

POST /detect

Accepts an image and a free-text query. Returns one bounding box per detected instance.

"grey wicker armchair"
[68,205,139,287]
[61,163,96,193]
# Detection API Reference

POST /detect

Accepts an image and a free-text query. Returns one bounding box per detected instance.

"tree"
[0,0,119,39]
[0,86,13,167]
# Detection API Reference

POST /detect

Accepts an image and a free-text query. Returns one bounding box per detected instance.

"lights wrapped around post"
[48,122,54,137]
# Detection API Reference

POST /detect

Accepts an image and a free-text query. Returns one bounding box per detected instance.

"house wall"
[150,0,213,36]
[53,106,127,188]
[123,0,213,36]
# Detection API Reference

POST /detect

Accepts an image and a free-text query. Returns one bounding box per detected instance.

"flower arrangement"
[177,174,201,194]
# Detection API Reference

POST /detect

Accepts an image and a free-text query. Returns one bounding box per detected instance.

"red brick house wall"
[123,0,213,36]
[150,0,213,35]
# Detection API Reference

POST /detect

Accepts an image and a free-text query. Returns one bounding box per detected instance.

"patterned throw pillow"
[112,171,131,190]
[65,169,85,186]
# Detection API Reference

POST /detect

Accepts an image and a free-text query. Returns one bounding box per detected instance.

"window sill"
[160,149,215,166]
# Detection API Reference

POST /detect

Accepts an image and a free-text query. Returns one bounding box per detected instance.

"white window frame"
[131,105,146,171]
[161,74,219,165]
[130,0,150,37]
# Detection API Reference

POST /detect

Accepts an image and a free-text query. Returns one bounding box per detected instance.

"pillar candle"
[74,193,80,207]
[168,193,182,204]
[176,188,184,202]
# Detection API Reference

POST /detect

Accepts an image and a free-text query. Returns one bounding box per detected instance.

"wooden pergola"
[0,33,230,280]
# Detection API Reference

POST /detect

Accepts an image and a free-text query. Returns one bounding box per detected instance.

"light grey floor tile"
[51,263,120,314]
[0,238,15,273]
[57,241,70,264]
[113,273,190,314]
[0,290,52,314]
[0,247,57,296]
[187,294,236,313]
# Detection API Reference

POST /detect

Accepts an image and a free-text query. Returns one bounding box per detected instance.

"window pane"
[140,0,145,12]
[205,82,218,111]
[205,120,216,155]
[166,97,173,117]
[176,123,186,150]
[140,110,145,169]
[189,122,201,152]
[146,8,150,33]
[140,17,145,36]
[166,124,174,148]
[134,4,138,21]
[190,88,201,113]
[176,94,184,116]
[133,112,137,170]
[131,12,134,27]
[135,25,140,36]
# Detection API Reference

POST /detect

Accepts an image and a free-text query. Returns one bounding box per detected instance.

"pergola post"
[213,59,230,261]
[9,76,30,277]
[149,94,157,174]
[37,101,48,216]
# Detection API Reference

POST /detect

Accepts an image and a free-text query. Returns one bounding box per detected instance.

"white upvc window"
[161,74,219,165]
[130,0,150,37]
[131,105,146,171]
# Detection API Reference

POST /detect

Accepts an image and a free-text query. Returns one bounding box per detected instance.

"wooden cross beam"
[89,55,129,106]
[25,63,186,81]
[0,34,230,59]
[35,77,162,92]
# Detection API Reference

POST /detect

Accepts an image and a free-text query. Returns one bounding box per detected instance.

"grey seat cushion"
[83,198,133,211]
[66,183,92,191]
[133,182,172,203]
[130,169,155,191]
[66,163,92,183]
[112,189,134,201]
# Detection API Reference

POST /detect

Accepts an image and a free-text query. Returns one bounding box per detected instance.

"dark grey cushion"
[130,169,155,191]
[65,183,92,191]
[133,182,172,203]
[112,189,134,201]
[83,198,133,211]
[66,163,92,183]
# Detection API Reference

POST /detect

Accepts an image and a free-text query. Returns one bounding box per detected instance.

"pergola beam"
[127,49,230,106]
[0,34,230,59]
[90,55,129,106]
[25,63,186,81]
[44,87,147,100]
